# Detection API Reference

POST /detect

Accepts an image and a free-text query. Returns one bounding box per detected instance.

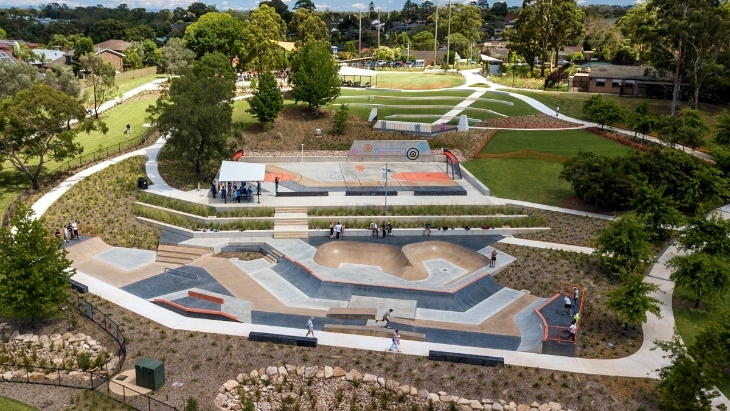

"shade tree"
[291,39,341,117]
[594,213,656,274]
[605,273,662,330]
[160,38,196,75]
[247,71,283,129]
[183,12,245,63]
[0,59,38,99]
[241,5,287,72]
[582,94,624,129]
[79,54,118,119]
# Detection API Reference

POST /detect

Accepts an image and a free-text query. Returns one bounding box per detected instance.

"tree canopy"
[291,39,341,117]
[183,12,245,63]
[0,59,38,99]
[247,71,283,128]
[241,5,287,72]
[149,52,235,173]
[605,274,662,330]
[160,38,196,75]
[594,213,655,273]
[0,206,75,326]
[79,54,118,119]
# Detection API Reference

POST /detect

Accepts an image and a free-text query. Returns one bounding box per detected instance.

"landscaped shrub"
[137,191,273,218]
[132,203,273,231]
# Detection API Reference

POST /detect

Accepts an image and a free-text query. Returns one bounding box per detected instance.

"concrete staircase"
[273,207,309,239]
[156,244,212,265]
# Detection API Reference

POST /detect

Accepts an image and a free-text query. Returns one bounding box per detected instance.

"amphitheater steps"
[273,208,309,239]
[156,244,212,265]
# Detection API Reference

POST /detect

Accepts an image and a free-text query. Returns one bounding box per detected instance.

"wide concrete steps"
[156,244,211,265]
[273,207,309,239]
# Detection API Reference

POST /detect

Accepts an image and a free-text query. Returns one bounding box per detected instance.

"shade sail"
[339,66,379,77]
[216,161,265,182]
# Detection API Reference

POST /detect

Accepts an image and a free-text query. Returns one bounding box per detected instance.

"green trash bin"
[135,358,165,390]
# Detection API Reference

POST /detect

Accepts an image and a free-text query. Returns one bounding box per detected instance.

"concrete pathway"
[432,89,487,125]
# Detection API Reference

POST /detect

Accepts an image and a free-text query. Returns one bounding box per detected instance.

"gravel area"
[512,208,611,247]
[475,114,582,129]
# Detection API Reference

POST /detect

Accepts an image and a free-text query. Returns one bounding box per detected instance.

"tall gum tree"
[241,5,287,72]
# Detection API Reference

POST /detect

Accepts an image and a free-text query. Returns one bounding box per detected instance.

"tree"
[160,38,196,75]
[594,214,655,273]
[626,102,656,140]
[668,252,730,308]
[43,64,82,99]
[507,5,541,72]
[715,110,730,146]
[0,84,91,190]
[630,183,683,240]
[259,0,293,23]
[72,36,94,75]
[123,47,143,70]
[616,3,655,63]
[124,26,156,43]
[149,53,235,173]
[431,5,483,43]
[187,2,217,19]
[675,213,730,257]
[411,31,435,50]
[241,5,287,72]
[0,27,6,40]
[0,59,38,99]
[0,207,74,326]
[89,18,127,43]
[79,54,118,119]
[332,104,350,134]
[296,15,329,45]
[656,327,726,410]
[656,108,709,149]
[560,151,634,209]
[582,94,624,129]
[291,39,341,117]
[183,12,245,62]
[247,71,283,129]
[605,274,662,330]
[294,0,316,12]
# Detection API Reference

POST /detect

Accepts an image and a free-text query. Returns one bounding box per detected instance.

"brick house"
[588,65,673,97]
[63,39,129,73]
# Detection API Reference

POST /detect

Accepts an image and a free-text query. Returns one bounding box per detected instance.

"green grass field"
[469,91,540,117]
[83,74,166,103]
[673,287,730,397]
[0,396,39,411]
[480,129,632,157]
[372,73,466,89]
[0,97,157,215]
[464,129,632,205]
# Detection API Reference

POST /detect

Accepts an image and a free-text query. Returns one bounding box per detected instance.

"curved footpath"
[27,78,730,408]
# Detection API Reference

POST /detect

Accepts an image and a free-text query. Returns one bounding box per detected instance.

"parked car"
[376,60,387,67]
[557,59,568,65]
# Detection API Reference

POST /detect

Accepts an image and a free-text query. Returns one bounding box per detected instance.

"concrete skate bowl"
[313,241,489,282]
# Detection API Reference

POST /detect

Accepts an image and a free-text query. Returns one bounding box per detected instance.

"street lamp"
[383,164,394,215]
[446,0,452,71]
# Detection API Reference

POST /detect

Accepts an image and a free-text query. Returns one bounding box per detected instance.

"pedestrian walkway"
[432,89,486,125]
[498,237,594,254]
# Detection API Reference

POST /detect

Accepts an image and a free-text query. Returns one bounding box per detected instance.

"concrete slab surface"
[94,247,156,271]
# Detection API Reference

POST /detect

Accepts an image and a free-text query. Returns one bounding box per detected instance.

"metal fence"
[0,292,179,411]
[2,129,152,226]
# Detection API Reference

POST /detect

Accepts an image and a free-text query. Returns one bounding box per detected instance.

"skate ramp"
[402,241,490,283]
[314,241,415,278]
[313,240,490,282]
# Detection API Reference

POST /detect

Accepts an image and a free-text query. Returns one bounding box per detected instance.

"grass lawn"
[0,397,38,411]
[481,129,632,157]
[83,74,166,103]
[510,90,726,133]
[464,158,574,205]
[339,89,472,98]
[373,73,466,89]
[673,286,730,397]
[469,91,540,117]
[0,97,156,217]
[465,129,632,205]
[231,99,257,127]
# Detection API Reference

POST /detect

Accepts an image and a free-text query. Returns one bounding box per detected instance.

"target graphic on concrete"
[406,148,420,160]
[363,144,373,153]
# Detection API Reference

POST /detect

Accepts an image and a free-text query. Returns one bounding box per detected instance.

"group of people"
[54,221,79,247]
[329,222,345,239]
[562,286,581,341]
[210,181,257,204]
[304,310,402,353]
[369,221,393,237]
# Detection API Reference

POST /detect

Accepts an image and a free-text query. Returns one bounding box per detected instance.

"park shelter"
[339,66,378,87]
[216,161,265,183]
[480,54,503,76]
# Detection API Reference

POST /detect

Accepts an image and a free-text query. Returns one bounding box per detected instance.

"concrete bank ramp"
[403,241,490,283]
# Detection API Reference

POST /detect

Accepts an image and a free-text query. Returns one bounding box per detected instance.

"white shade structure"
[216,161,265,182]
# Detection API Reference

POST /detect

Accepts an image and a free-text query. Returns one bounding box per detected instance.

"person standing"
[490,249,498,268]
[210,182,216,199]
[334,222,342,240]
[341,223,346,237]
[63,225,69,243]
[382,221,387,238]
[556,106,560,117]
[329,222,334,238]
[221,186,227,204]
[274,177,280,194]
[568,320,576,341]
[257,181,261,196]
[573,286,580,308]
[305,317,315,338]
[387,222,392,236]
[389,330,401,352]
[72,220,78,240]
[247,186,253,202]
[423,222,431,236]
[563,295,572,315]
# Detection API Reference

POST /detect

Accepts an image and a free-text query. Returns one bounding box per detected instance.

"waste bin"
[138,177,148,190]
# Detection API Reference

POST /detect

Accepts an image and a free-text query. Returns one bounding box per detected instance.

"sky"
[0,0,641,12]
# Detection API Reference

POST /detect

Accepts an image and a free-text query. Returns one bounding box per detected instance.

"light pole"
[407,41,410,64]
[301,144,304,163]
[383,164,393,215]
[446,0,452,71]
[434,0,439,67]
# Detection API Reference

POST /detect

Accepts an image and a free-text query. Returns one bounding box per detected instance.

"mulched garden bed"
[511,208,611,247]
[475,114,581,129]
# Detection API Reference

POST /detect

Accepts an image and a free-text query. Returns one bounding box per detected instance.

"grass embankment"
[464,129,632,205]
[82,74,165,103]
[137,191,273,217]
[0,396,39,411]
[132,203,274,231]
[44,156,160,250]
[0,97,157,216]
[372,72,466,89]
[308,205,521,216]
[673,286,730,396]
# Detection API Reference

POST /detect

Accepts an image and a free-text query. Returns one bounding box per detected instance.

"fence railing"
[541,283,585,345]
[0,292,178,411]
[2,129,153,226]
